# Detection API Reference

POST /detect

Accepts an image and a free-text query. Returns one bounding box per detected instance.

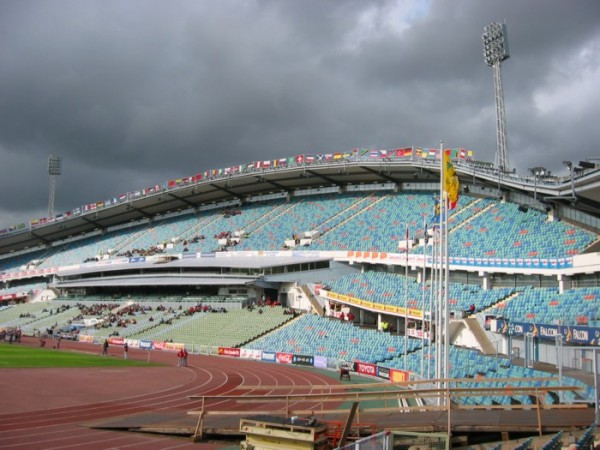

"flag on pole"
[443,150,460,209]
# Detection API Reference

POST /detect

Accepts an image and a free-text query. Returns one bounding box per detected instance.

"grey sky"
[0,0,598,228]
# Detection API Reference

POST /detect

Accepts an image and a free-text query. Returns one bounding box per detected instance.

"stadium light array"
[528,166,547,201]
[482,22,510,174]
[48,154,62,218]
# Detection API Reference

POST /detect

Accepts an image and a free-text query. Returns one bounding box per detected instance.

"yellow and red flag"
[443,150,460,209]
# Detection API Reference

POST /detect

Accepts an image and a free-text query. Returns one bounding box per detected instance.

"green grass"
[0,343,161,368]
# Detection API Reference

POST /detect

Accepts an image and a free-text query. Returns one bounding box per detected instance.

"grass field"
[0,343,161,368]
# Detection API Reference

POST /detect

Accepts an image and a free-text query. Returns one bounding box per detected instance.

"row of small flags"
[21,146,474,230]
[166,147,473,187]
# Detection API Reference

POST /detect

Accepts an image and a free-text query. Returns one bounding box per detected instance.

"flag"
[443,150,460,209]
[396,147,412,157]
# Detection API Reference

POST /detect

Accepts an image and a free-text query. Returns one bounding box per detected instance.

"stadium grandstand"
[2,148,600,446]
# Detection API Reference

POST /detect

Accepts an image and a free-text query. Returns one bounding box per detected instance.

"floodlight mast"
[482,22,510,173]
[48,154,61,218]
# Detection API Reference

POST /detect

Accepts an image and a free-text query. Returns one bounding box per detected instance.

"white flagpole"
[430,223,436,381]
[441,141,451,391]
[438,140,446,400]
[428,225,434,380]
[404,224,409,361]
[420,217,426,378]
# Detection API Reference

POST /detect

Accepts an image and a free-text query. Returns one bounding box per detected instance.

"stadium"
[1,147,599,449]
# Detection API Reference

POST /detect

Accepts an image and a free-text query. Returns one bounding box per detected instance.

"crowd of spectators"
[221,209,241,218]
[117,245,165,258]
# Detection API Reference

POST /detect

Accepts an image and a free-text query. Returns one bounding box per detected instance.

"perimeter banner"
[292,354,314,366]
[240,348,262,360]
[139,340,153,350]
[107,336,124,346]
[261,351,276,362]
[276,352,293,364]
[354,361,377,377]
[218,347,241,357]
[377,366,390,380]
[313,355,327,369]
[493,319,600,346]
[390,368,409,382]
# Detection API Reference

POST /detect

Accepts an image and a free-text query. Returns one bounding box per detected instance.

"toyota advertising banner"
[353,361,377,377]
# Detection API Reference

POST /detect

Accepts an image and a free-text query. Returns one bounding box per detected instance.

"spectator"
[123,342,129,360]
[102,339,109,356]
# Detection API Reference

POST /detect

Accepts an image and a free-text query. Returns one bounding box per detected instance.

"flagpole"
[437,140,445,400]
[428,226,434,380]
[421,217,427,378]
[441,140,450,393]
[404,224,409,362]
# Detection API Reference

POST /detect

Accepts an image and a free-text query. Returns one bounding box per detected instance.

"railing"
[187,377,586,441]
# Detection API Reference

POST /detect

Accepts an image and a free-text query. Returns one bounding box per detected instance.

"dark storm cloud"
[0,0,598,228]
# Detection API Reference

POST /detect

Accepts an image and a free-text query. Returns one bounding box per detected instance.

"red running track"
[0,337,344,450]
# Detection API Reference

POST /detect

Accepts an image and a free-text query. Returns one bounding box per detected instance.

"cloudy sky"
[0,0,598,228]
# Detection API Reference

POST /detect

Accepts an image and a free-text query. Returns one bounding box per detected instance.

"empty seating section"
[314,192,432,253]
[487,286,600,327]
[116,214,199,256]
[0,302,52,328]
[39,224,149,268]
[446,197,496,231]
[0,249,47,275]
[447,201,595,259]
[134,307,292,348]
[0,281,46,297]
[0,193,595,273]
[383,345,593,405]
[244,314,421,364]
[233,194,368,251]
[215,200,291,251]
[17,305,82,336]
[325,271,514,314]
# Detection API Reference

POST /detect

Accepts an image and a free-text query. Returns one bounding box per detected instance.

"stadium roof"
[58,254,330,277]
[54,274,255,289]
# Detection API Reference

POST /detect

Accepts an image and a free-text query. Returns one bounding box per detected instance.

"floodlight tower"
[482,22,510,173]
[48,154,62,218]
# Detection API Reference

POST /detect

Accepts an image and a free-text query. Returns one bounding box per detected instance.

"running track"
[0,338,344,450]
